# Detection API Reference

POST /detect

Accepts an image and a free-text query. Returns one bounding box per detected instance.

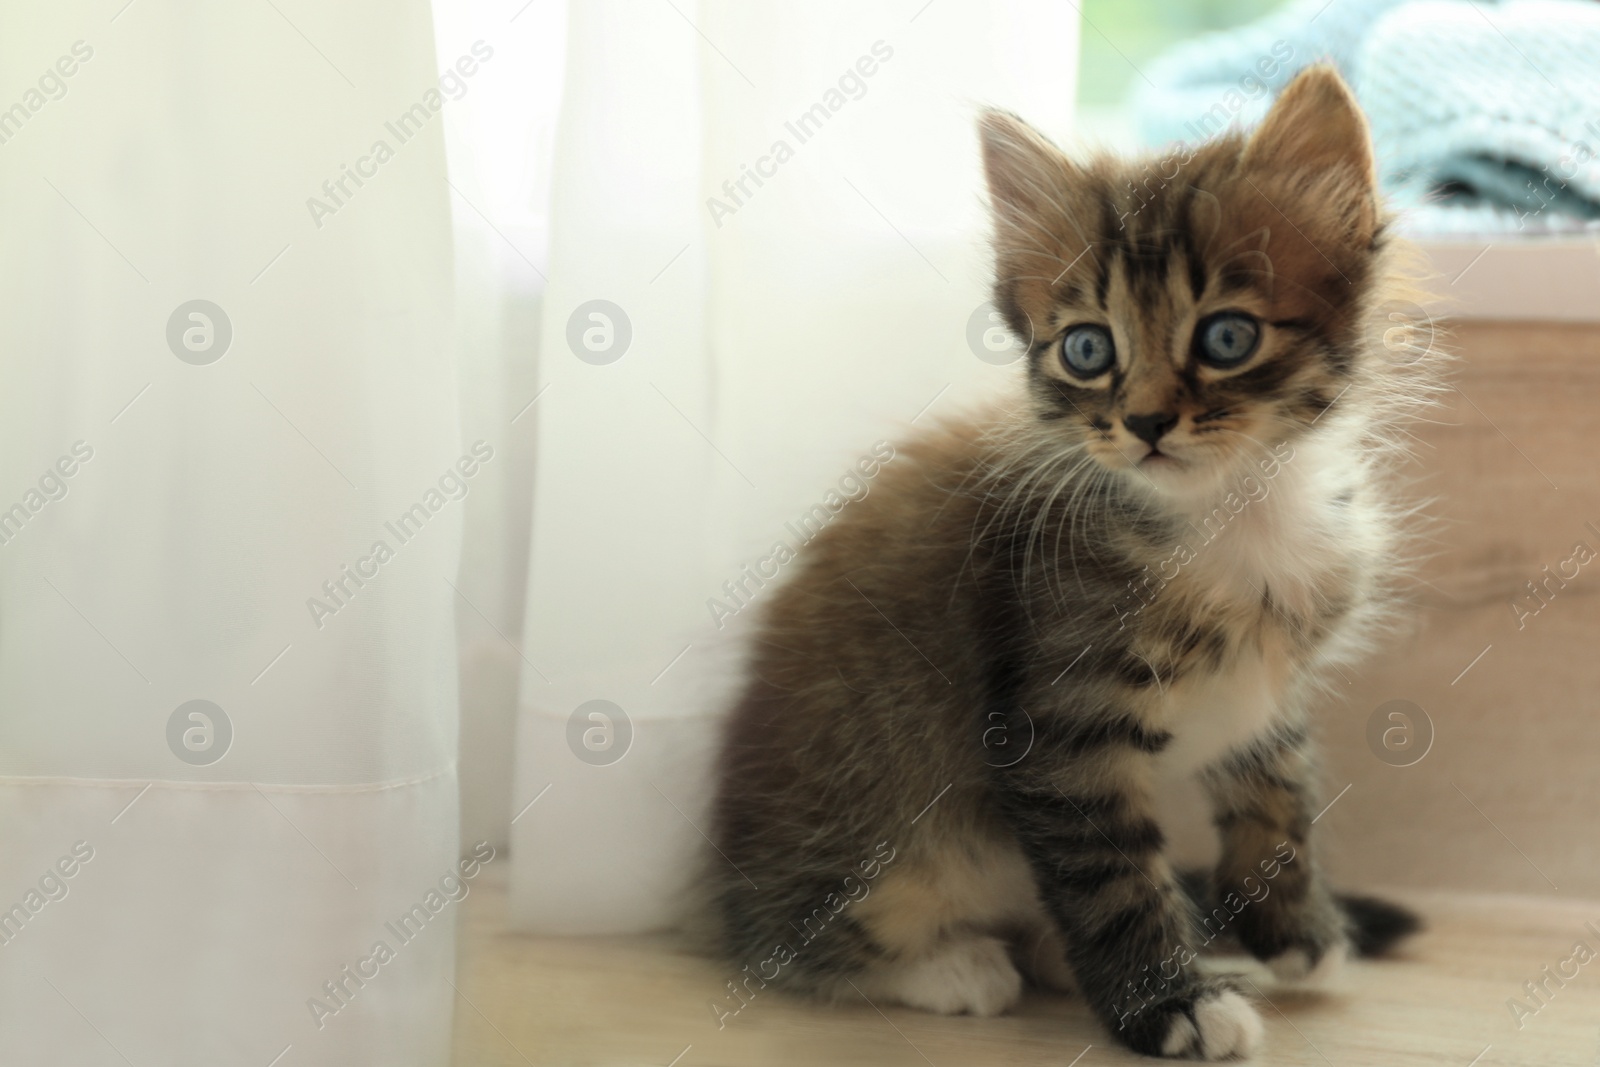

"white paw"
[1268,940,1347,987]
[887,937,1023,1017]
[1161,990,1264,1060]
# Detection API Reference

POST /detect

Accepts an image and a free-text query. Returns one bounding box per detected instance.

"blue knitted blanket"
[1132,0,1600,236]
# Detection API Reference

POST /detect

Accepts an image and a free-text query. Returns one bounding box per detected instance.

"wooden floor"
[451,866,1600,1065]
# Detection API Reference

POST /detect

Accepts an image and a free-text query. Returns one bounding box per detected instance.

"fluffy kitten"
[708,66,1430,1060]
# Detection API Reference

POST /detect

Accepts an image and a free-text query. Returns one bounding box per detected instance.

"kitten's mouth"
[1138,448,1183,469]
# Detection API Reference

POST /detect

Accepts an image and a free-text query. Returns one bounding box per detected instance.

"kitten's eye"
[1060,324,1115,377]
[1196,312,1260,367]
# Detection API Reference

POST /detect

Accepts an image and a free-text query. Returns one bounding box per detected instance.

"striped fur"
[708,67,1434,1060]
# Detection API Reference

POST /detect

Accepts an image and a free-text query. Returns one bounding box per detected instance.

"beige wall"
[1318,320,1600,898]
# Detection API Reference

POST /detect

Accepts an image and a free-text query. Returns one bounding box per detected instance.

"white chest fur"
[1147,435,1373,779]
[1176,435,1367,621]
[1153,646,1286,778]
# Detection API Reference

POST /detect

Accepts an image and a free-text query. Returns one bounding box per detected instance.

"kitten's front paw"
[1267,939,1348,987]
[1123,982,1263,1060]
[1161,988,1263,1060]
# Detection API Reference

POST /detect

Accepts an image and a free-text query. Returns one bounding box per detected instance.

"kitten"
[708,65,1430,1060]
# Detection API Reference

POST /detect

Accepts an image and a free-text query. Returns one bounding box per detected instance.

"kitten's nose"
[1122,412,1178,446]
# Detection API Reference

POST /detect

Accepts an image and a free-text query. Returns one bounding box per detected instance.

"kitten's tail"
[1337,891,1424,956]
[1176,869,1422,957]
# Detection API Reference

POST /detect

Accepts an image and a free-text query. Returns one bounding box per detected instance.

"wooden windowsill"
[1419,238,1600,323]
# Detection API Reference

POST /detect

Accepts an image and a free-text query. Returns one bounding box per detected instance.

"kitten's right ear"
[1242,64,1374,186]
[978,109,1071,226]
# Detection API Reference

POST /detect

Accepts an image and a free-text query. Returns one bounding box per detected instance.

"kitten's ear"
[1242,64,1374,186]
[978,109,1072,224]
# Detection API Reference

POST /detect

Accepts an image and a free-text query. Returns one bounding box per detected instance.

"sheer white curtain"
[513,0,1079,934]
[433,0,565,864]
[0,2,460,1063]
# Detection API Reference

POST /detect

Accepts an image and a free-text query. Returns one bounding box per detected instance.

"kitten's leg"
[996,737,1263,1060]
[1204,729,1349,984]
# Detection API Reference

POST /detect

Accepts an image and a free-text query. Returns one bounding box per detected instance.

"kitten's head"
[981,66,1398,500]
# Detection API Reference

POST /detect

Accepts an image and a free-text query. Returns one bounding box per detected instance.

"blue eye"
[1061,324,1115,377]
[1197,312,1260,367]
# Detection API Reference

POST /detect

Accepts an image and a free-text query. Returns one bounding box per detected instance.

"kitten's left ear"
[977,109,1073,226]
[1242,64,1374,188]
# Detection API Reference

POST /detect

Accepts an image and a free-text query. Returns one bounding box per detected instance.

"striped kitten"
[709,66,1429,1060]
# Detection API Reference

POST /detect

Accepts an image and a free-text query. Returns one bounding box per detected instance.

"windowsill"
[1417,237,1600,323]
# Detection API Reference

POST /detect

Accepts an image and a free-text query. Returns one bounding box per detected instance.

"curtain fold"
[514,0,1080,934]
[0,2,460,1063]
